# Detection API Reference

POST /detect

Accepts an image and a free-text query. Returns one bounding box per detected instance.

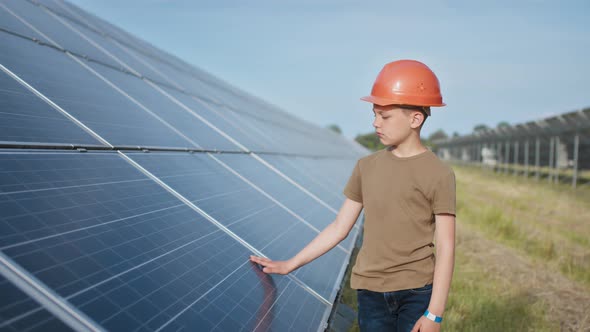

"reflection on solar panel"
[0,0,367,331]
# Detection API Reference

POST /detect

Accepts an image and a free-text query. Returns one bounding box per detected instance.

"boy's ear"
[410,111,424,129]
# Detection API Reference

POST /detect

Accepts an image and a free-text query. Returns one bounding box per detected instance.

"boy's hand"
[410,316,440,332]
[249,255,297,275]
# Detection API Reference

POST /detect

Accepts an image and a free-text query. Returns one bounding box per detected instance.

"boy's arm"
[249,198,363,274]
[429,213,456,315]
[411,213,456,332]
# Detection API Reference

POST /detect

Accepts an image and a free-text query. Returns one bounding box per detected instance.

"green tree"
[473,124,490,133]
[326,124,342,134]
[497,121,510,129]
[423,129,449,149]
[428,129,449,141]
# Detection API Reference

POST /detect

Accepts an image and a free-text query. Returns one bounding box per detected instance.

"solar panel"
[125,152,348,302]
[0,0,368,330]
[0,70,101,146]
[0,1,49,43]
[85,62,243,151]
[154,86,271,152]
[0,32,192,148]
[259,155,355,211]
[3,0,120,68]
[0,151,335,330]
[214,154,357,248]
[0,273,74,332]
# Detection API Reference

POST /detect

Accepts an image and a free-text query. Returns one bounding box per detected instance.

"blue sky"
[68,0,590,139]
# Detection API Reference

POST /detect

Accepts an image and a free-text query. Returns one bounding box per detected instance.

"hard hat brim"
[361,95,446,107]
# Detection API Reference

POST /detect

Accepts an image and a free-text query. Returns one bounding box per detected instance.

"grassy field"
[336,164,590,331]
[482,162,590,185]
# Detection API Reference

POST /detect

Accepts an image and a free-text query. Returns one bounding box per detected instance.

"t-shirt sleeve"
[343,161,363,203]
[432,169,456,215]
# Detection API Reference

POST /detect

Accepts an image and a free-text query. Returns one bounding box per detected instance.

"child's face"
[372,104,417,146]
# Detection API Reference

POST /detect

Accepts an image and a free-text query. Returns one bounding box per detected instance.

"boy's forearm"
[428,243,455,316]
[289,221,348,270]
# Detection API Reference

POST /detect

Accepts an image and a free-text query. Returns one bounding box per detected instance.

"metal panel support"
[496,142,504,173]
[554,136,560,184]
[504,141,510,174]
[513,141,519,176]
[572,134,579,189]
[535,137,540,181]
[524,140,529,178]
[547,137,555,183]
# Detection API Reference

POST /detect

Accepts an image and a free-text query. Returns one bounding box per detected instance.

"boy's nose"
[373,118,380,128]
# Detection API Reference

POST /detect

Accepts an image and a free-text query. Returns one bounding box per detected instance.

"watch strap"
[423,310,443,323]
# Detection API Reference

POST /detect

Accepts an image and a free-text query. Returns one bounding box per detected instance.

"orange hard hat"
[361,60,445,107]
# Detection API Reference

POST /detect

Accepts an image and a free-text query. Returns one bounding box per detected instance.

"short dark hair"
[400,105,430,129]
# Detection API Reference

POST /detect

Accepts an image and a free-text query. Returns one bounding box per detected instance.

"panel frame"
[0,63,110,148]
[0,251,103,332]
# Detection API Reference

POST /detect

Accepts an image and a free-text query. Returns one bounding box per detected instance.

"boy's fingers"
[250,255,271,263]
[250,257,290,275]
[250,256,275,270]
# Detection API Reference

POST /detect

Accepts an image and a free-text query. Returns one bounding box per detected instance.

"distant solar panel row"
[0,0,366,331]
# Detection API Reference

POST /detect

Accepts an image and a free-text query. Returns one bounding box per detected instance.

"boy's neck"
[388,135,428,158]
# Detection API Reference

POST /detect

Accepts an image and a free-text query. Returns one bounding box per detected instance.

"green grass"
[454,164,590,287]
[458,204,557,260]
[443,251,558,332]
[462,161,590,184]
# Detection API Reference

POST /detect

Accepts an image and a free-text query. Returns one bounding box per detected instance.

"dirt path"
[457,222,590,332]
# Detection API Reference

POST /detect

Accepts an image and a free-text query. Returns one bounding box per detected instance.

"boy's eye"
[382,116,390,119]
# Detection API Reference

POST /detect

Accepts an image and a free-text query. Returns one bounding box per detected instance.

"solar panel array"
[433,108,590,187]
[0,1,367,331]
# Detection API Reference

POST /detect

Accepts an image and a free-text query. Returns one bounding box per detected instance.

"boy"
[250,60,456,332]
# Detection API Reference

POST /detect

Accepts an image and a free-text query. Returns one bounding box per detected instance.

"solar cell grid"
[85,62,243,152]
[0,32,192,148]
[126,152,349,302]
[0,69,101,146]
[214,153,356,249]
[0,1,49,43]
[29,0,159,64]
[155,262,328,332]
[23,1,203,94]
[0,151,339,331]
[297,157,357,192]
[0,273,75,332]
[156,87,271,152]
[258,155,348,212]
[2,0,122,68]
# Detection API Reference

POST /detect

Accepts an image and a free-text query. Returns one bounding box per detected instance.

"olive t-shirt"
[344,147,456,292]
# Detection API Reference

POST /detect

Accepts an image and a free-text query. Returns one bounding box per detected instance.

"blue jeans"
[357,283,432,332]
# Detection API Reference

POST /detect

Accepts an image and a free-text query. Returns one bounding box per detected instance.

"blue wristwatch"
[423,310,443,323]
